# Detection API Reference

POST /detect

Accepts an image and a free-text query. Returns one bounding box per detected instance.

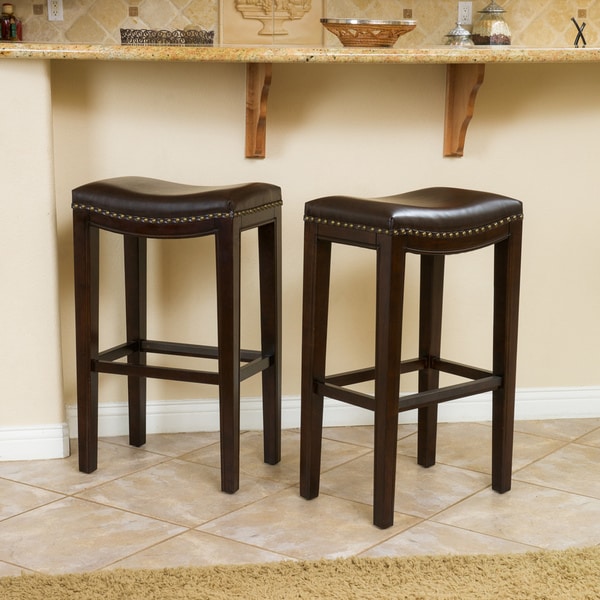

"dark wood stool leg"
[73,211,99,473]
[124,235,147,448]
[258,215,282,466]
[492,220,523,492]
[373,235,406,529]
[215,219,241,494]
[417,254,445,468]
[300,221,331,501]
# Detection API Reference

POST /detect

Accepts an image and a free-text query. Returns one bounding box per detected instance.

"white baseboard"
[1,386,598,461]
[63,385,600,439]
[0,423,70,461]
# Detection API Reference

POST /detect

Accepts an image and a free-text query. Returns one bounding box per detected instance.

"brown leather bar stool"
[300,187,523,528]
[72,177,282,494]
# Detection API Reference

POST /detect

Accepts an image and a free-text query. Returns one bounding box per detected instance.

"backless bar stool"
[300,187,523,528]
[72,177,282,494]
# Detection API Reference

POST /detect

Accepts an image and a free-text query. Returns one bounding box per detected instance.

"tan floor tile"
[322,423,417,447]
[514,443,600,499]
[396,423,565,474]
[0,479,64,520]
[0,561,33,577]
[0,441,167,495]
[0,497,184,574]
[183,430,370,485]
[106,530,289,570]
[1,420,598,575]
[513,418,600,441]
[361,521,535,557]
[578,426,600,448]
[105,430,221,457]
[432,481,600,549]
[198,487,420,560]
[319,453,490,518]
[77,459,289,527]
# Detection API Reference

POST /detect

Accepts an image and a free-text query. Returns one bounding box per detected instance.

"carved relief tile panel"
[221,0,324,45]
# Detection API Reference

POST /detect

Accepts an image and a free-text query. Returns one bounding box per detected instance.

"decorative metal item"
[120,28,215,46]
[445,22,474,47]
[571,18,587,48]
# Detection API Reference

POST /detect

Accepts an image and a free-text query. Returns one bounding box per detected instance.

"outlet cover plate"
[458,1,472,25]
[47,0,63,21]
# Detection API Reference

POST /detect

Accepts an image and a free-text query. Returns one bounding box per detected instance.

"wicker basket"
[321,19,416,48]
[120,29,214,46]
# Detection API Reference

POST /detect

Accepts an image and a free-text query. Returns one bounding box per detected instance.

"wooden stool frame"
[300,214,522,528]
[73,202,282,495]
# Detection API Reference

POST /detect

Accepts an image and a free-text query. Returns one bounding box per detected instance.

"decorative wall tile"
[221,0,324,45]
[7,0,600,48]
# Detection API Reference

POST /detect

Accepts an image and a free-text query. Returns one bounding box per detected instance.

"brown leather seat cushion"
[72,177,282,221]
[304,187,523,235]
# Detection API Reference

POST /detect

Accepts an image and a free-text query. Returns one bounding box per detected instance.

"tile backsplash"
[7,0,598,47]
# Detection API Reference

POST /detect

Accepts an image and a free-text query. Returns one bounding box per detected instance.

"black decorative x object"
[572,18,587,48]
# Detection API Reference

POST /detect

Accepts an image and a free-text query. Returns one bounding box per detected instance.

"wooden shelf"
[245,62,486,159]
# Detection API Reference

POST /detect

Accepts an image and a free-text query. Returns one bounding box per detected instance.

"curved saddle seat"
[72,176,283,236]
[300,187,523,528]
[304,187,523,247]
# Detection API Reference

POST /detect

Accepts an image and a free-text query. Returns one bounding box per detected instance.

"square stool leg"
[417,254,445,468]
[258,218,282,465]
[373,235,406,528]
[300,221,331,500]
[215,218,242,494]
[492,221,523,492]
[73,212,99,474]
[124,234,147,448]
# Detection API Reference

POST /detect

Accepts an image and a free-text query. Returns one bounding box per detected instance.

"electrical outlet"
[458,1,472,25]
[47,0,63,21]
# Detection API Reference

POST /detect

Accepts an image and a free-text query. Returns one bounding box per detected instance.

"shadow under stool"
[299,187,523,528]
[72,177,282,494]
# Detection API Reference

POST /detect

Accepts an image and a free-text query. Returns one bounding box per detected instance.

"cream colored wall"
[0,61,65,429]
[48,59,600,424]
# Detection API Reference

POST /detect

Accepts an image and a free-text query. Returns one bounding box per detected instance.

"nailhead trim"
[72,200,282,224]
[304,213,523,238]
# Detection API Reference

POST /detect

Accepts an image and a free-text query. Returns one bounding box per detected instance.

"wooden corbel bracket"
[443,63,486,157]
[245,61,484,159]
[246,62,272,158]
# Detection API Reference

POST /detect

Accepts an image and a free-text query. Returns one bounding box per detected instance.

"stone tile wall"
[7,0,599,47]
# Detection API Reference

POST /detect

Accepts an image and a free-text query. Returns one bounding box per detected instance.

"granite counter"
[2,43,600,64]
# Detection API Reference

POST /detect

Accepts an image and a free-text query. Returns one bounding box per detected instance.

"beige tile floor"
[0,418,599,576]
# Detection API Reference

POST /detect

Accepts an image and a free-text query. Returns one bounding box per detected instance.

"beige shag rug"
[1,546,599,599]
